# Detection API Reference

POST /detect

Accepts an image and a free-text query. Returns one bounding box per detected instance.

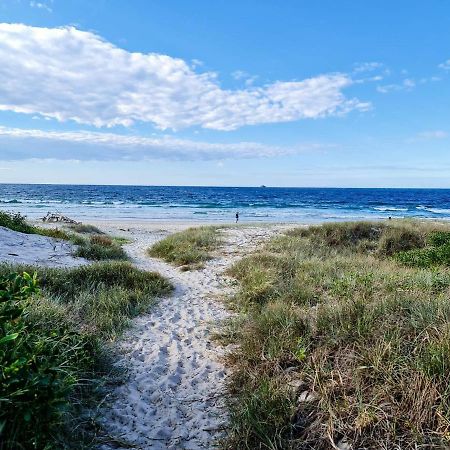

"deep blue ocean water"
[1,184,450,223]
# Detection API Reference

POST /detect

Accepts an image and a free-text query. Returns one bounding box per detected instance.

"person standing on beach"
[235,212,239,223]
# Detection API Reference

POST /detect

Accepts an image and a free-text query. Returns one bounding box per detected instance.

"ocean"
[1,184,450,223]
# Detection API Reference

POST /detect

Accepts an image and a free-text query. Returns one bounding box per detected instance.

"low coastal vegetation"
[0,210,172,448]
[148,226,222,269]
[68,223,104,235]
[0,210,69,240]
[224,220,450,449]
[72,234,128,261]
[0,262,172,449]
[0,210,127,261]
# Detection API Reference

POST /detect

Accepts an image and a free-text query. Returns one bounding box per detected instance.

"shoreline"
[34,218,300,234]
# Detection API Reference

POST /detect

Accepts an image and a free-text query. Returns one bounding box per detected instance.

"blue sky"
[0,0,450,187]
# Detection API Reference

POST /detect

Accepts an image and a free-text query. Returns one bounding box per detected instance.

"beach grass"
[0,210,128,261]
[223,220,450,449]
[0,210,70,240]
[68,223,105,234]
[72,234,128,261]
[0,262,172,449]
[148,226,222,269]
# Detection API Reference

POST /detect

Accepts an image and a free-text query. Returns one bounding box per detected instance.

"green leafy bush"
[0,210,35,234]
[395,231,450,267]
[428,231,450,247]
[0,272,96,449]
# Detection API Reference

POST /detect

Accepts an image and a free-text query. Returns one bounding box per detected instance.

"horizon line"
[1,182,450,190]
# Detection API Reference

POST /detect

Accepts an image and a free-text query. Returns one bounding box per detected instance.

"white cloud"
[377,78,416,93]
[231,70,248,80]
[29,1,52,12]
[438,59,450,70]
[0,23,369,131]
[403,78,415,88]
[191,59,203,69]
[353,62,384,73]
[405,130,448,143]
[231,70,258,86]
[0,126,325,161]
[417,130,448,139]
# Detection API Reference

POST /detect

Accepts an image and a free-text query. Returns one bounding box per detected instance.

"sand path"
[98,225,286,450]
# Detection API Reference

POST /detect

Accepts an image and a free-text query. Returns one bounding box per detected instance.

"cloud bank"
[0,126,320,161]
[0,23,369,131]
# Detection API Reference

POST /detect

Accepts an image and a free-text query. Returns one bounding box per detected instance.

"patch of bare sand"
[0,225,86,267]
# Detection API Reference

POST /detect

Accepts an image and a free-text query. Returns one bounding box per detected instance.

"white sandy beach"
[0,219,293,449]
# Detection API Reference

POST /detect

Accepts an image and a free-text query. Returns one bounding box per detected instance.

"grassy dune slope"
[224,220,450,449]
[0,210,70,240]
[0,210,128,261]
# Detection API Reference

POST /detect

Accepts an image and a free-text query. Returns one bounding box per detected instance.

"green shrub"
[395,231,450,268]
[297,221,384,248]
[428,231,450,247]
[0,272,97,449]
[0,210,35,233]
[395,247,439,267]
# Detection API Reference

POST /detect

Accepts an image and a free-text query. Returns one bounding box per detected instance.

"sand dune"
[0,225,86,267]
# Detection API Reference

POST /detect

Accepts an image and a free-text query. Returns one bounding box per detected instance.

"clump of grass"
[0,262,172,449]
[223,220,450,449]
[69,223,104,234]
[111,236,131,245]
[291,221,385,247]
[148,226,221,269]
[0,210,70,240]
[376,224,426,255]
[2,261,173,339]
[73,234,128,261]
